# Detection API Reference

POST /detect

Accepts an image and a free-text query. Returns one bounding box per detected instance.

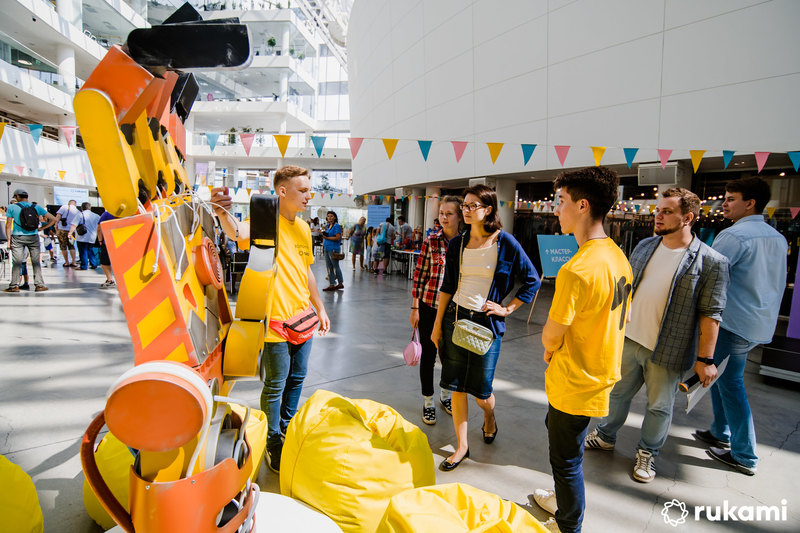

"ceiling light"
[780,172,786,176]
[18,59,32,66]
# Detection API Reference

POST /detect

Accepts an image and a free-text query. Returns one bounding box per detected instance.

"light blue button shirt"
[712,215,788,343]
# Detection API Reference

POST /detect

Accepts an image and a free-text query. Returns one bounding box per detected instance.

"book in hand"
[680,357,729,414]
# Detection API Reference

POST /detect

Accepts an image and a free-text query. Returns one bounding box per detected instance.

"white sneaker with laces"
[584,428,614,450]
[633,449,656,483]
[531,488,558,515]
[542,517,561,532]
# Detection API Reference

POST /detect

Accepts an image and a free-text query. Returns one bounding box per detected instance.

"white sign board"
[54,186,90,206]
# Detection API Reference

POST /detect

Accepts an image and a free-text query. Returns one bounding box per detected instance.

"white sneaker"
[531,488,558,515]
[633,449,655,483]
[584,428,614,450]
[542,517,562,532]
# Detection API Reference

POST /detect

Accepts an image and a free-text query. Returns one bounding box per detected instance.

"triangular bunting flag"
[57,170,66,180]
[702,205,713,215]
[0,164,4,174]
[0,123,5,143]
[15,165,25,175]
[634,204,641,213]
[623,147,639,168]
[61,126,77,147]
[554,145,570,167]
[246,188,252,196]
[723,150,736,169]
[310,135,326,158]
[330,193,335,200]
[37,168,46,178]
[206,132,220,152]
[487,143,504,165]
[521,144,537,165]
[240,133,255,156]
[788,152,800,173]
[417,140,432,161]
[657,149,672,169]
[790,207,800,219]
[207,186,213,193]
[452,141,468,163]
[310,192,315,198]
[649,205,655,214]
[382,138,399,159]
[755,151,769,173]
[274,134,290,157]
[690,150,706,173]
[591,146,606,166]
[765,207,777,219]
[28,124,43,145]
[348,137,364,159]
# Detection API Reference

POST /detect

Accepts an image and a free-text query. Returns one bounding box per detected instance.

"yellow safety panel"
[166,343,190,363]
[111,223,144,249]
[137,298,176,349]
[123,249,157,300]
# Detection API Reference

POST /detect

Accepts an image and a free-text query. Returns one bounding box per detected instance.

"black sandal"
[482,417,498,444]
[439,449,469,471]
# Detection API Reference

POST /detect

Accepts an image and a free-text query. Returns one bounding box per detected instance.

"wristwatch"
[696,357,714,365]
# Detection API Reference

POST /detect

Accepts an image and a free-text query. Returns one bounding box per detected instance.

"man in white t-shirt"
[583,188,729,483]
[54,200,79,267]
[68,202,101,269]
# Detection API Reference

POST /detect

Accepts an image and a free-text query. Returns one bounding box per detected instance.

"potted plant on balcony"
[267,36,276,54]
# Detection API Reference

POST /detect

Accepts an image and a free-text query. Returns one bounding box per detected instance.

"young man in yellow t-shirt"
[211,165,330,474]
[532,166,632,533]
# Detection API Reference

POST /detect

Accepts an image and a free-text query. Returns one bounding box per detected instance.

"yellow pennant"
[702,205,713,215]
[690,150,706,173]
[57,170,66,180]
[591,146,606,166]
[0,123,5,143]
[487,143,504,164]
[383,138,399,160]
[766,207,777,219]
[208,186,214,193]
[246,188,252,196]
[649,204,656,214]
[310,192,315,198]
[274,134,291,158]
[0,164,4,175]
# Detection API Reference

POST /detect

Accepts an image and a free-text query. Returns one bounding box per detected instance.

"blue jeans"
[547,404,590,533]
[709,328,759,468]
[596,338,682,455]
[324,249,343,285]
[77,241,99,269]
[260,339,313,452]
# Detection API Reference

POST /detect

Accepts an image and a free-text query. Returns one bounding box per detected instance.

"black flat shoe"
[439,449,469,471]
[482,419,498,444]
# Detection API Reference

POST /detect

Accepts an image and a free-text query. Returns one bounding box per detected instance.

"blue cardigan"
[440,229,540,336]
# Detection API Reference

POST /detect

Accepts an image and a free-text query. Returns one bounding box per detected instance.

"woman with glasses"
[431,185,540,471]
[322,211,344,291]
[410,196,464,426]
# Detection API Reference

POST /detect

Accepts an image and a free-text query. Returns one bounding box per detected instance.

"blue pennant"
[623,147,639,169]
[521,144,537,165]
[206,132,220,152]
[787,151,800,173]
[311,136,327,158]
[28,124,43,145]
[417,140,433,161]
[722,150,735,169]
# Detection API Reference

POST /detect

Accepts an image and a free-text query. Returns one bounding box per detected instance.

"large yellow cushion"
[280,390,435,533]
[0,454,44,533]
[377,483,548,533]
[83,433,135,530]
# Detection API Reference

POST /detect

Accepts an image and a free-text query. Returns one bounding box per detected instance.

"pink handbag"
[403,328,422,366]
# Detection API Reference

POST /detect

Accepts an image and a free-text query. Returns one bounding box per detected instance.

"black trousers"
[417,302,440,397]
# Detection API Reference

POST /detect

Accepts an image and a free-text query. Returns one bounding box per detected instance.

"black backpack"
[18,204,40,231]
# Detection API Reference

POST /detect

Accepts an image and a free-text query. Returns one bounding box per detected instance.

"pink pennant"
[348,137,364,159]
[240,133,255,156]
[451,141,468,163]
[754,151,770,173]
[15,165,25,175]
[791,207,800,219]
[657,149,672,169]
[554,145,570,167]
[61,126,77,147]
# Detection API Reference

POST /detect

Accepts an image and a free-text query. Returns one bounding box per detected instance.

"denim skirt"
[439,302,502,400]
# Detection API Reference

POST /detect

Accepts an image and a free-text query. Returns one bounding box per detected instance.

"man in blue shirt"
[695,177,788,476]
[4,189,56,292]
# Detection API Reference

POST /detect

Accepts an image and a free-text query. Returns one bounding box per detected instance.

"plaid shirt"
[412,229,449,308]
[630,235,729,372]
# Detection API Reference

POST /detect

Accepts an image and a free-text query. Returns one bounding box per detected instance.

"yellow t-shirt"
[545,238,633,417]
[243,215,314,342]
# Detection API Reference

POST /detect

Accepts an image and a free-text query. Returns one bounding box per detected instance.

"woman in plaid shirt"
[410,195,464,425]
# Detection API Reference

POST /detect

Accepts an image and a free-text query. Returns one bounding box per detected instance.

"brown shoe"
[35,286,49,292]
[335,283,344,290]
[4,287,20,293]
[322,285,337,292]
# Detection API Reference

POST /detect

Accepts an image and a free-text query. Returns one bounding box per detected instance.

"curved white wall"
[348,0,800,193]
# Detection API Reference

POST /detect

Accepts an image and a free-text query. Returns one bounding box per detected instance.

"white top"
[625,242,688,351]
[453,243,498,312]
[72,210,101,243]
[57,205,80,229]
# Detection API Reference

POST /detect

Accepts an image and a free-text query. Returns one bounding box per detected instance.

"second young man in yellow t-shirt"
[532,166,632,533]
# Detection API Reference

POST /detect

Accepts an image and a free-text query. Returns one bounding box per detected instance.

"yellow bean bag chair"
[0,454,44,533]
[377,483,548,533]
[83,433,135,530]
[281,390,435,533]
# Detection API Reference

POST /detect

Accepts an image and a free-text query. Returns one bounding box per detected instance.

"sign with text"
[537,234,579,278]
[53,186,90,206]
[367,204,391,229]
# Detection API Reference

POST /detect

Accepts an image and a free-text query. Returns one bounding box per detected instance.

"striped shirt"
[412,230,449,308]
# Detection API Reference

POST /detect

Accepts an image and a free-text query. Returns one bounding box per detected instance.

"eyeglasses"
[461,203,486,212]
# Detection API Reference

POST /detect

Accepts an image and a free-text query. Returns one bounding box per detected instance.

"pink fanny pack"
[269,307,319,345]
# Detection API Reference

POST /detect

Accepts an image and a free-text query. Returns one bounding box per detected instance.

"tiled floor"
[2,258,799,531]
